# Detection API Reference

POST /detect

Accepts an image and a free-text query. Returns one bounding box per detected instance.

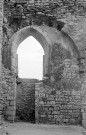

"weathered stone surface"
[1,65,16,122]
[1,0,86,128]
[35,58,82,125]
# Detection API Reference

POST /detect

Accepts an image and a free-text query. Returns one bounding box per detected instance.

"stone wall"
[35,59,82,125]
[2,0,86,127]
[1,65,16,121]
[0,0,4,128]
[16,79,37,123]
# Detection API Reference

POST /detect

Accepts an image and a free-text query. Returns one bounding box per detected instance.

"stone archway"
[8,26,51,122]
[5,25,80,122]
[9,26,80,75]
[10,26,51,76]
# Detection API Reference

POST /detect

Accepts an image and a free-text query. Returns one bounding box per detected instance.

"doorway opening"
[16,36,44,123]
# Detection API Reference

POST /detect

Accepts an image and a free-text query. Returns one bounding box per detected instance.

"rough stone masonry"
[1,0,86,131]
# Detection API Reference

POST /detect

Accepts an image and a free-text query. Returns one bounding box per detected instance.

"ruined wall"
[2,0,86,127]
[35,43,82,125]
[2,65,16,121]
[35,59,82,125]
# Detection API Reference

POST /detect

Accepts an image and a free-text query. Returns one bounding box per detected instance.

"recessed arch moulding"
[9,25,80,77]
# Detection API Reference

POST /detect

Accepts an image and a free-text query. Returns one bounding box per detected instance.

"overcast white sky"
[17,36,44,80]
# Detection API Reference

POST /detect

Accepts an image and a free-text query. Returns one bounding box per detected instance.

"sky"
[17,36,44,80]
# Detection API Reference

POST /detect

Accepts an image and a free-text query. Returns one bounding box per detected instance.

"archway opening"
[16,36,44,123]
[17,36,44,80]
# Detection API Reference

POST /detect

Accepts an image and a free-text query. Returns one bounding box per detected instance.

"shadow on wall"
[16,78,39,123]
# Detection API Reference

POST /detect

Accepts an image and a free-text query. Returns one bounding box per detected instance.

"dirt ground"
[2,122,86,135]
